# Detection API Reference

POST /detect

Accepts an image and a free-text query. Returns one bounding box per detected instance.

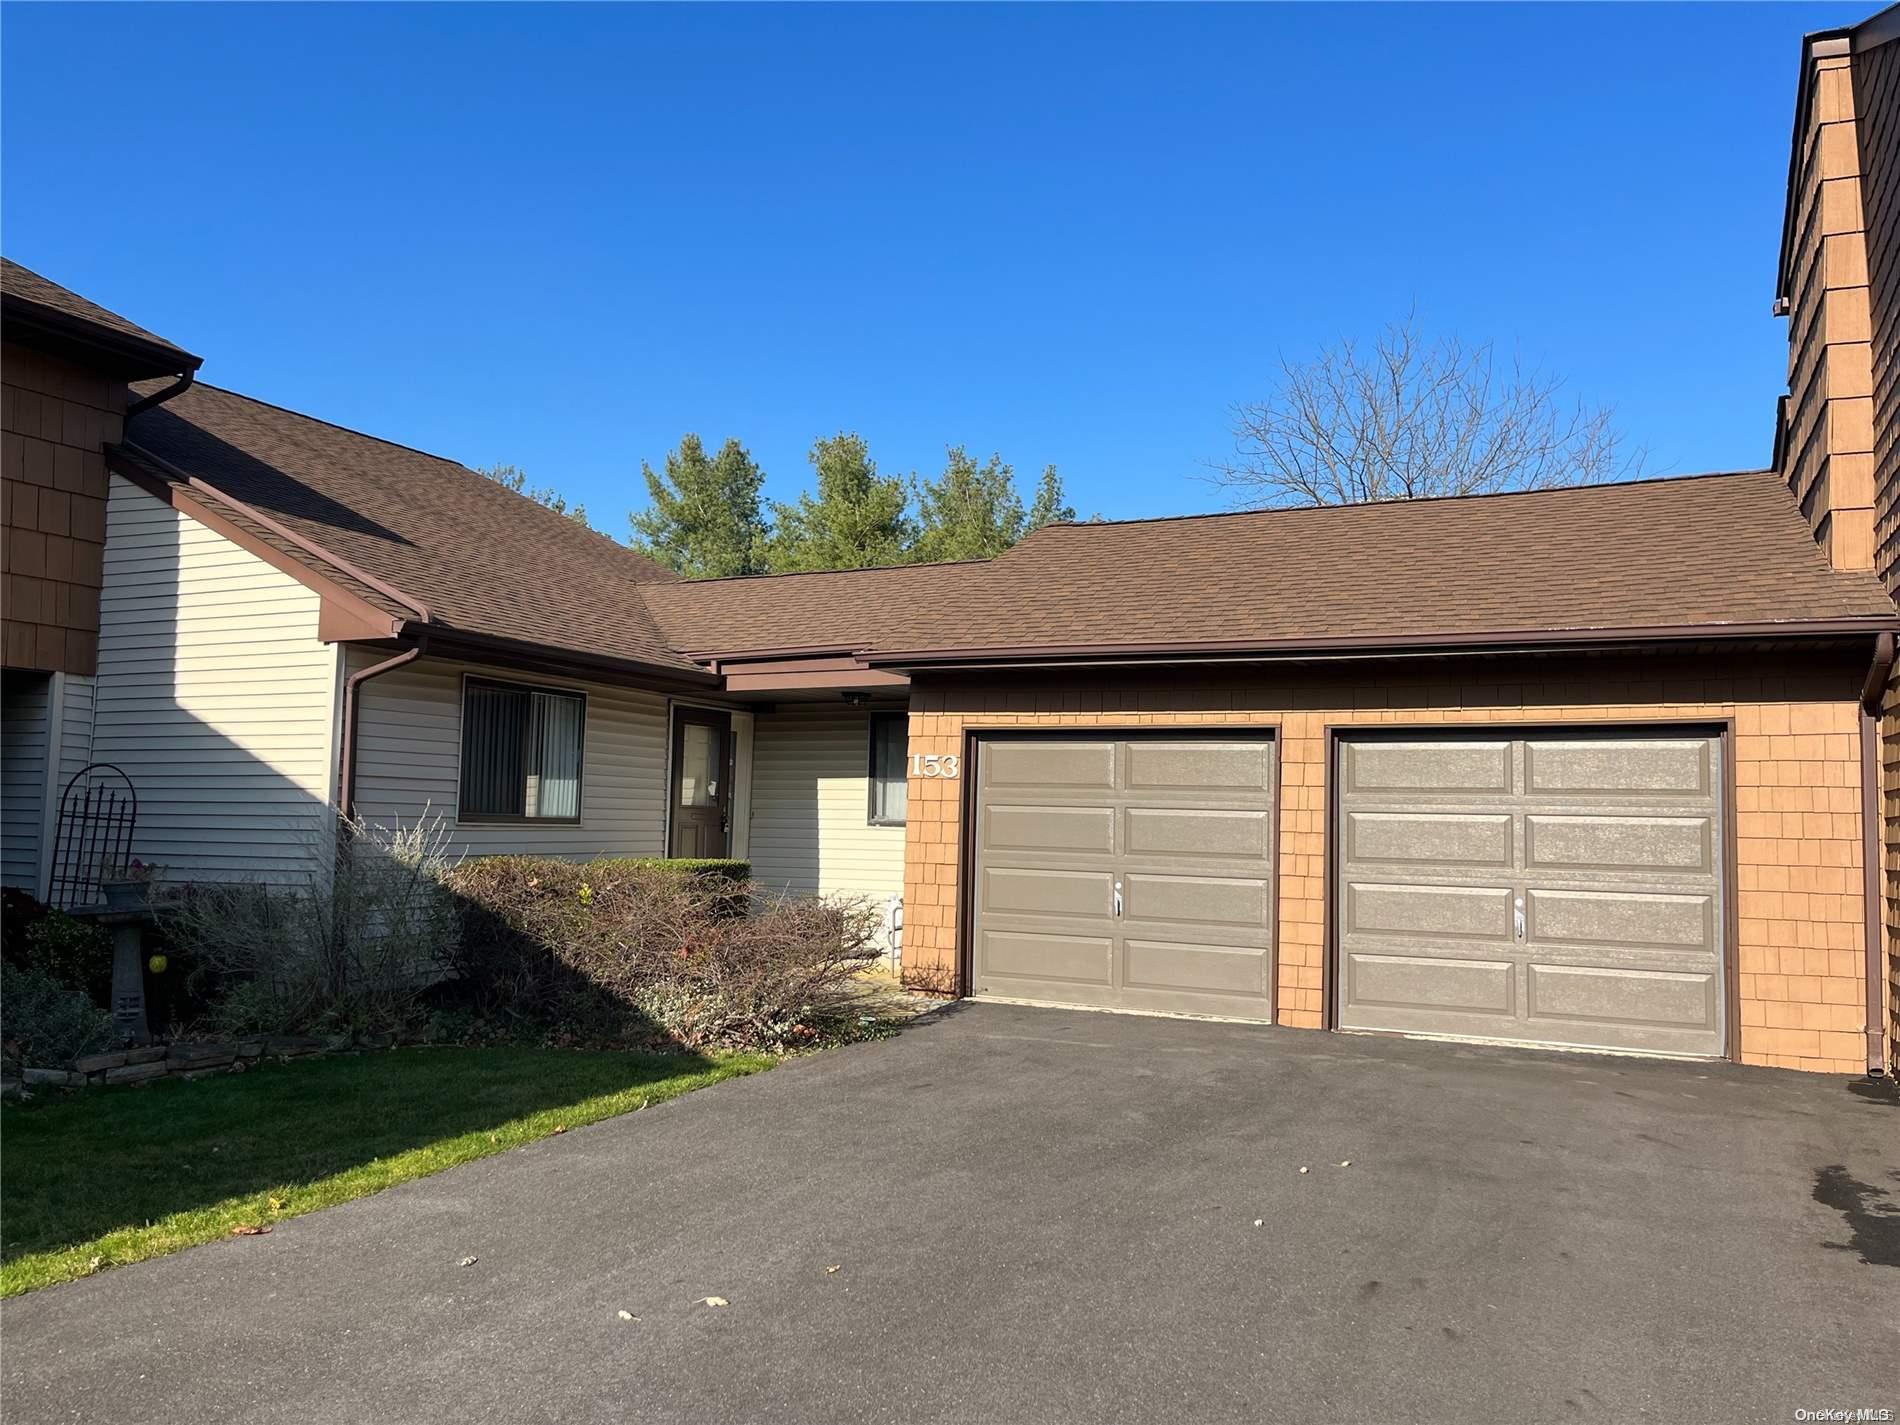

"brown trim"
[866,619,1900,671]
[107,454,409,643]
[111,443,432,622]
[415,628,720,692]
[0,296,203,380]
[723,668,911,693]
[954,725,1283,1018]
[695,645,869,665]
[454,672,588,827]
[1860,633,1895,1075]
[1321,718,1742,1063]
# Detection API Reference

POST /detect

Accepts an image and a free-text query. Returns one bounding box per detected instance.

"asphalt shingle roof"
[2,258,200,371]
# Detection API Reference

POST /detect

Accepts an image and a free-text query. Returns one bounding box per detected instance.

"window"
[868,712,908,825]
[459,677,585,821]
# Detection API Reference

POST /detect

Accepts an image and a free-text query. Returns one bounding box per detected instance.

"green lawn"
[0,1045,771,1297]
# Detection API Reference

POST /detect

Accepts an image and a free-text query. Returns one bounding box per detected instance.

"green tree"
[478,463,590,528]
[1024,464,1076,532]
[629,435,769,578]
[768,432,915,572]
[911,446,1029,563]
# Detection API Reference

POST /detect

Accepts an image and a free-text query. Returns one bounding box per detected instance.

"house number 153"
[910,753,960,779]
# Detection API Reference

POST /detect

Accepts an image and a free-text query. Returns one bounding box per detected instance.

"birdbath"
[93,907,154,1046]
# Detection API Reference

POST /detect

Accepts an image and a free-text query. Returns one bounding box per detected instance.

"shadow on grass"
[0,1044,743,1277]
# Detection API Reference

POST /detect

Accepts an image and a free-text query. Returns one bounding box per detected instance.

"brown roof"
[125,381,700,676]
[839,471,1898,661]
[2,257,201,377]
[640,560,992,657]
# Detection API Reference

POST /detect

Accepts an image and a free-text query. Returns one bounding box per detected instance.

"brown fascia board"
[416,628,721,692]
[1,298,203,380]
[110,442,432,622]
[688,645,870,667]
[722,667,911,693]
[864,618,1900,670]
[106,450,408,643]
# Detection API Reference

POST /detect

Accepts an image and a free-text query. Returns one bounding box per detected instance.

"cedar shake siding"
[902,655,1877,1076]
[1,346,120,676]
[1850,14,1900,1072]
[1779,35,1878,573]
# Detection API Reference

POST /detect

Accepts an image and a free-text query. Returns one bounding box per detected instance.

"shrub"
[2,893,112,1006]
[167,813,458,1038]
[1,962,116,1068]
[443,856,882,1050]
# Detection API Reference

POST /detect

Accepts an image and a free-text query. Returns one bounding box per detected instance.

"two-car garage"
[968,727,1729,1060]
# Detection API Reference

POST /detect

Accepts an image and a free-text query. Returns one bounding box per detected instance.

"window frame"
[866,710,909,827]
[456,673,588,826]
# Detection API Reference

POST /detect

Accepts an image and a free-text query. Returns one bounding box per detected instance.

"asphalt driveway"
[4,1002,1896,1425]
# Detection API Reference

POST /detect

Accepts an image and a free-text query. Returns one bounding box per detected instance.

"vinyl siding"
[346,651,669,859]
[90,475,340,884]
[748,706,906,949]
[1,672,50,890]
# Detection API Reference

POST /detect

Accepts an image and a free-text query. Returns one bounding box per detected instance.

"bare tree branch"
[1212,314,1642,508]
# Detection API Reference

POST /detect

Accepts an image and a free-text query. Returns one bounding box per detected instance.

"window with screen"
[459,677,585,821]
[868,712,908,826]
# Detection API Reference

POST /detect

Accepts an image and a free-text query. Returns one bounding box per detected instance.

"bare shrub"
[444,857,884,1050]
[168,813,458,1037]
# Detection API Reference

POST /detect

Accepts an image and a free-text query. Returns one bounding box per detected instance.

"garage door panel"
[982,866,1113,919]
[1528,889,1715,953]
[1346,952,1516,1015]
[1347,882,1514,941]
[1123,939,1271,998]
[1126,741,1273,792]
[1346,811,1512,868]
[1336,730,1726,1059]
[984,804,1116,855]
[1527,963,1717,1031]
[1526,815,1714,875]
[1126,807,1270,859]
[979,931,1112,987]
[1343,739,1511,795]
[1122,873,1268,929]
[983,740,1116,791]
[972,734,1276,1022]
[1525,738,1713,797]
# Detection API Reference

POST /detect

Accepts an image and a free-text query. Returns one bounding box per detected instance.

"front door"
[670,708,732,858]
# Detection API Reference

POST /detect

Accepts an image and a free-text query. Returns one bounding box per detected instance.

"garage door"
[971,735,1276,1020]
[1333,730,1726,1057]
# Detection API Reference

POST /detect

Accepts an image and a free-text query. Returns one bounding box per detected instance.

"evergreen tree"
[629,435,769,577]
[768,432,915,572]
[911,446,1026,563]
[1024,464,1076,532]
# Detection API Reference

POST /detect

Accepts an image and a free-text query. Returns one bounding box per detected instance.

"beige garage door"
[1333,730,1726,1058]
[971,735,1276,1020]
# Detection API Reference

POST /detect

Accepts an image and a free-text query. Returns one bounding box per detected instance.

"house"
[3,6,1897,1077]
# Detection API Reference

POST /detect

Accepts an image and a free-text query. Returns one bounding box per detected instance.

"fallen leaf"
[701,1296,729,1308]
[1298,1166,1309,1175]
[231,1225,272,1237]
[826,1265,842,1274]
[617,1310,636,1321]
[1253,1219,1264,1227]
[1338,1160,1352,1168]
[459,1256,479,1268]
[552,1126,568,1135]
[268,1196,286,1213]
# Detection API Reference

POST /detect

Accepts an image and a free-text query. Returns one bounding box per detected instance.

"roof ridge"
[651,556,995,589]
[1026,470,1770,535]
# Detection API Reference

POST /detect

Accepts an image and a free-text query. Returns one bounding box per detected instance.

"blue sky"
[1,2,1867,526]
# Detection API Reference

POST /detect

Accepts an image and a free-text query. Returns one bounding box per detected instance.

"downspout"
[338,635,425,822]
[1859,632,1894,1078]
[125,369,195,420]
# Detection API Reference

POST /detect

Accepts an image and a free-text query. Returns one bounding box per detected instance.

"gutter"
[125,369,195,419]
[864,617,1900,671]
[1859,632,1894,1077]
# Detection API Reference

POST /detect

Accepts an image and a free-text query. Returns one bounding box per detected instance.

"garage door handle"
[1514,895,1526,942]
[1114,881,1123,918]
